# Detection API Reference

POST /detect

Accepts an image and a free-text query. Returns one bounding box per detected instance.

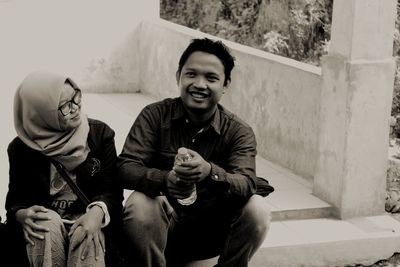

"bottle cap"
[177,147,188,155]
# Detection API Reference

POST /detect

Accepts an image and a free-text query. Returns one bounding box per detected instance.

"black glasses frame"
[58,89,82,116]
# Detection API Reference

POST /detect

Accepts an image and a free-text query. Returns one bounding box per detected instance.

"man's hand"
[69,206,105,261]
[173,148,211,184]
[166,170,195,199]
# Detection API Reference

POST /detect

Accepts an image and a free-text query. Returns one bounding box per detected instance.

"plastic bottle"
[175,147,197,205]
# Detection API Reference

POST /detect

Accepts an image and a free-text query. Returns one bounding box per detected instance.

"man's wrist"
[208,162,224,182]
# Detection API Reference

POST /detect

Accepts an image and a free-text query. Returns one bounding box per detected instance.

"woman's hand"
[69,205,105,261]
[15,205,51,245]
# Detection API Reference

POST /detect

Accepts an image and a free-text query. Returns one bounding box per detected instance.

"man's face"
[177,51,228,115]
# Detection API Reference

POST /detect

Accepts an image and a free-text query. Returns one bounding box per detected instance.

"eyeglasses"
[58,89,82,116]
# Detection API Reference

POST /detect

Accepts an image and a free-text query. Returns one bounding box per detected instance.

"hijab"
[13,71,90,171]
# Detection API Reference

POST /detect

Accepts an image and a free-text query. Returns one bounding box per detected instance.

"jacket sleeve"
[117,106,169,197]
[207,124,257,204]
[80,121,123,224]
[5,139,42,224]
[6,140,25,223]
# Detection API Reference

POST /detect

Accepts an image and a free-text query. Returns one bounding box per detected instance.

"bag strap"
[49,158,90,206]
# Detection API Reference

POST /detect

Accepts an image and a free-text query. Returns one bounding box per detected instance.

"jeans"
[122,191,270,267]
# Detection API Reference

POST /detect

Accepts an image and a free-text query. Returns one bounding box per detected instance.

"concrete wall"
[88,19,322,180]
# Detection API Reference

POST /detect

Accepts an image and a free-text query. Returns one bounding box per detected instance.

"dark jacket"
[5,118,124,266]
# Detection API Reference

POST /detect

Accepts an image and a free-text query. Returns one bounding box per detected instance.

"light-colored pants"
[26,209,105,267]
[122,192,271,267]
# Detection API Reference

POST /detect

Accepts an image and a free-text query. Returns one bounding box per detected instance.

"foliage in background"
[161,0,400,117]
[284,0,332,64]
[160,0,332,65]
[391,1,400,118]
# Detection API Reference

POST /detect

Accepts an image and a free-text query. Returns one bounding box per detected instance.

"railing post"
[314,0,397,219]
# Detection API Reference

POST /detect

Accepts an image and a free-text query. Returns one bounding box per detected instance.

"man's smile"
[188,90,210,100]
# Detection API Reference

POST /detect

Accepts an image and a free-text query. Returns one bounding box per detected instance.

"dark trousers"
[122,191,270,267]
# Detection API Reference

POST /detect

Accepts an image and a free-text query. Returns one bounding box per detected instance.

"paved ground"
[346,214,400,267]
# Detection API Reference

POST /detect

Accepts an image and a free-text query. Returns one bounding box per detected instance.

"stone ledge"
[250,215,400,267]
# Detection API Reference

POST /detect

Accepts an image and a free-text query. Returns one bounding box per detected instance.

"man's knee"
[123,191,171,230]
[242,194,271,239]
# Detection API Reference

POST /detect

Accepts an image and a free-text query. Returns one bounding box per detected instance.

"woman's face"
[58,83,82,130]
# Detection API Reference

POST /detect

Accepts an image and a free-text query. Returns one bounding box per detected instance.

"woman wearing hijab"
[5,71,124,266]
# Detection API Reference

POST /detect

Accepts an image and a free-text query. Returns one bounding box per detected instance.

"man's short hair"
[177,38,235,86]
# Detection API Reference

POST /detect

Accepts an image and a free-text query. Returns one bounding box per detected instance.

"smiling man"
[117,38,270,267]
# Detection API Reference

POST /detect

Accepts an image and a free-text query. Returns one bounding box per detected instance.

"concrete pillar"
[314,0,397,219]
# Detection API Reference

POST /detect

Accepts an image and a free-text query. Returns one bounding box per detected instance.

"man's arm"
[117,106,169,197]
[209,125,257,201]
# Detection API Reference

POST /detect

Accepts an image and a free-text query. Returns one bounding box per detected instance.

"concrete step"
[189,215,400,267]
[251,215,400,267]
[256,156,333,221]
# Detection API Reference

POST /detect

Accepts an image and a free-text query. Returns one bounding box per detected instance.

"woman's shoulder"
[7,137,38,159]
[86,118,116,154]
[8,137,27,152]
[88,118,107,126]
[87,118,115,141]
[88,118,114,133]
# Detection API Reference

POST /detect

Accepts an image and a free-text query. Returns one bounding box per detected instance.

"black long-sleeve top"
[6,118,123,227]
[117,97,257,213]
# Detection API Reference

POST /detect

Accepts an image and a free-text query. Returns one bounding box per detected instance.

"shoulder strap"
[49,158,90,206]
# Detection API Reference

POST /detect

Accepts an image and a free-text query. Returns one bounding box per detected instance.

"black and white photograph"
[1,0,400,266]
